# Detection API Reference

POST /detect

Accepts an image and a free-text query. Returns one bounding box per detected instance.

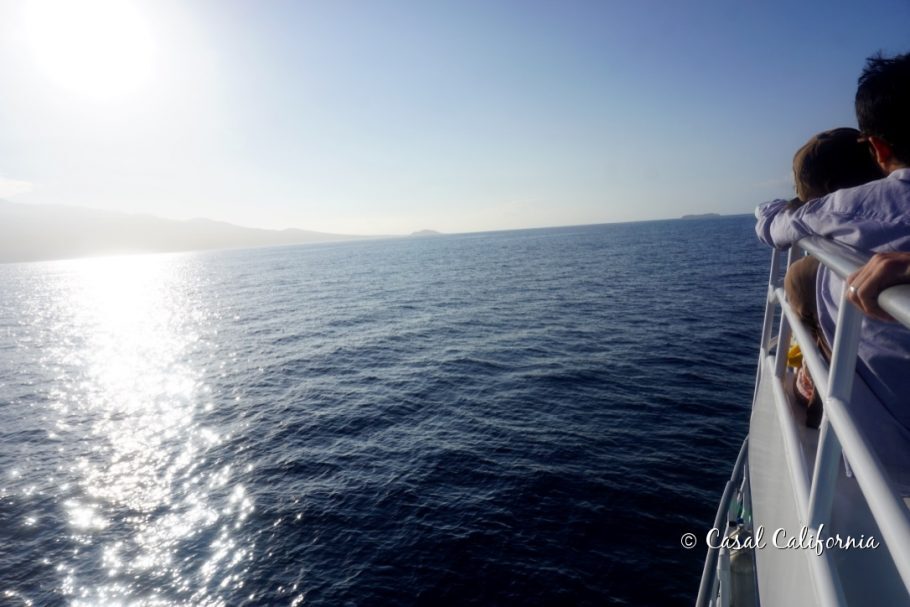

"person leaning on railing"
[754,51,910,432]
[781,127,884,427]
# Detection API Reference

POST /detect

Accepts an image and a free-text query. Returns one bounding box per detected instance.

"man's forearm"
[755,198,802,248]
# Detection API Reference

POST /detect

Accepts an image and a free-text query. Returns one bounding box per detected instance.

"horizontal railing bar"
[695,437,749,607]
[799,237,910,330]
[799,237,869,280]
[781,238,910,594]
[730,240,910,605]
[766,356,812,521]
[879,284,910,328]
[765,347,847,605]
[774,286,831,400]
[823,393,910,592]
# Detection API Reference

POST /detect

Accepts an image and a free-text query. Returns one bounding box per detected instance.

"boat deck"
[750,355,909,606]
[698,238,910,606]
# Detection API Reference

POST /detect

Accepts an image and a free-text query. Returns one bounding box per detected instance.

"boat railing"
[757,236,910,605]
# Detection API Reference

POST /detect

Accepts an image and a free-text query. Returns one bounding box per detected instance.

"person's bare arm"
[846,252,910,321]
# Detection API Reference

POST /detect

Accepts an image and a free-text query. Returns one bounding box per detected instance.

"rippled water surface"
[0,217,769,605]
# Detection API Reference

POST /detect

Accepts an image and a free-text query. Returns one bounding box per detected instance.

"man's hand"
[846,252,910,321]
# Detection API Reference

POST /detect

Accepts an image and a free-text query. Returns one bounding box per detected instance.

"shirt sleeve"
[755,189,876,249]
[754,199,802,248]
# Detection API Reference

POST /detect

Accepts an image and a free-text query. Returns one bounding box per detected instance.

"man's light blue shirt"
[754,168,910,430]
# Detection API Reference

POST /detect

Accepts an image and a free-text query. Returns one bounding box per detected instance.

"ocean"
[0,215,770,606]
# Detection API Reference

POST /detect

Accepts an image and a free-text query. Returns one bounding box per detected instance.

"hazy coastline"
[0,199,376,264]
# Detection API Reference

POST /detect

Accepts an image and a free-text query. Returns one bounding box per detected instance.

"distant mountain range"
[0,200,374,264]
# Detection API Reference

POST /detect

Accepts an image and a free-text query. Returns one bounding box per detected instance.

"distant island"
[410,229,442,237]
[680,213,722,220]
[0,199,375,264]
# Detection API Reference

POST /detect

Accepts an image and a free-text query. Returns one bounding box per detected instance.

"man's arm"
[846,252,910,321]
[755,198,808,248]
[754,194,851,249]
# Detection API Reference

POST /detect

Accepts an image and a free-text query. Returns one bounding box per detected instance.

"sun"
[23,0,157,101]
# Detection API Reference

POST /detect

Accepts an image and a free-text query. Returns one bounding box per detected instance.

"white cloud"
[0,176,34,198]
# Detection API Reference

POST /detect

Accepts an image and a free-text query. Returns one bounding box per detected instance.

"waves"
[0,217,770,605]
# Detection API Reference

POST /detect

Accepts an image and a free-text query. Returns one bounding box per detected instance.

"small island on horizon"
[0,198,756,265]
[680,213,722,220]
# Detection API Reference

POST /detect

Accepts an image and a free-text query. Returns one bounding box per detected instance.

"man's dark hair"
[855,51,910,164]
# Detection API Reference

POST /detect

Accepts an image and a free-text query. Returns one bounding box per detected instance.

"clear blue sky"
[0,0,908,234]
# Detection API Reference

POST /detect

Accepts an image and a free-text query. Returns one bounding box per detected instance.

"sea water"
[0,216,768,605]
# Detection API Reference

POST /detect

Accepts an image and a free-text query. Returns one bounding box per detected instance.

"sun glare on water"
[28,255,255,604]
[23,0,157,100]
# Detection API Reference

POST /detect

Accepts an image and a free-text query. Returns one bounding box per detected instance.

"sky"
[0,0,909,235]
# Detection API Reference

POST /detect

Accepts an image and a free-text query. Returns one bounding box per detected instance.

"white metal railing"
[695,437,749,606]
[759,236,910,606]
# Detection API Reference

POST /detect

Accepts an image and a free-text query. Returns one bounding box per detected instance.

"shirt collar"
[890,167,910,181]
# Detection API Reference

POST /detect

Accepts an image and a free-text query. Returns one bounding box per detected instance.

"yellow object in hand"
[787,343,803,368]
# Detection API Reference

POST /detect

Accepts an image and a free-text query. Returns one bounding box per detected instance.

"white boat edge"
[696,238,910,607]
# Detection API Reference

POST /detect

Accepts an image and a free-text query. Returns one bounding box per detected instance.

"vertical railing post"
[752,248,782,408]
[773,247,801,379]
[807,283,863,526]
[759,248,781,357]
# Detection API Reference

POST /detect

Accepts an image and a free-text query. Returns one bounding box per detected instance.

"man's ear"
[868,135,895,170]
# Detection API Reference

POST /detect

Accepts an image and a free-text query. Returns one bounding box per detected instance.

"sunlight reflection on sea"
[25,255,251,606]
[0,220,768,606]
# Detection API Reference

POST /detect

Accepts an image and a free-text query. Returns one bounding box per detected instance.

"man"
[754,51,910,430]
